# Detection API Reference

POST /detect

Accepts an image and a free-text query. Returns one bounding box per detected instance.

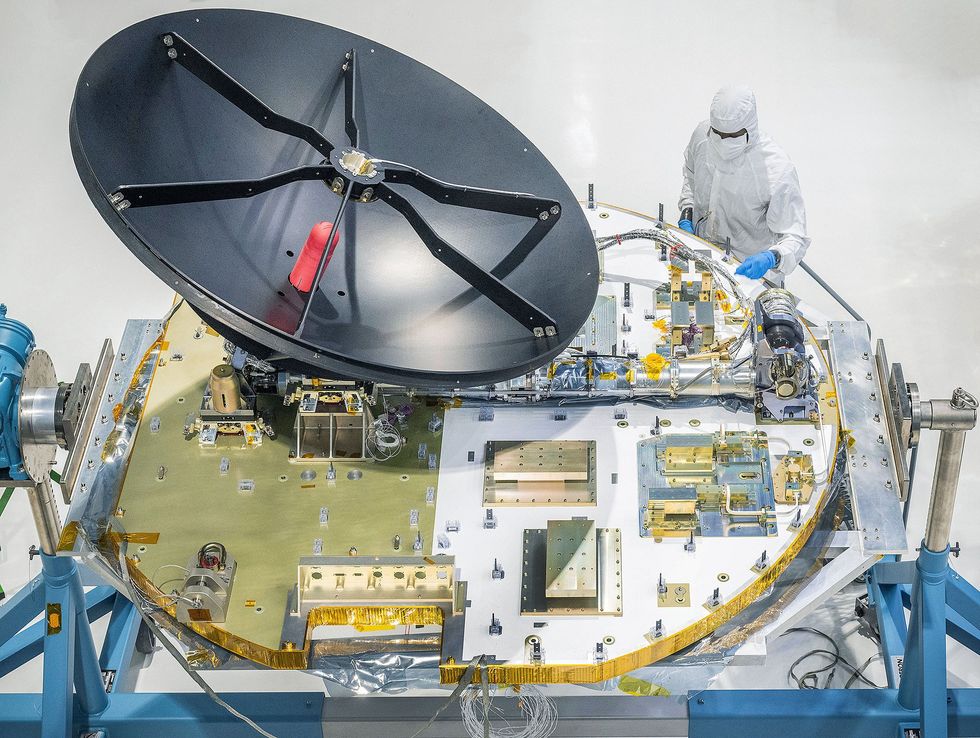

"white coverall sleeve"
[678,125,704,215]
[766,165,810,276]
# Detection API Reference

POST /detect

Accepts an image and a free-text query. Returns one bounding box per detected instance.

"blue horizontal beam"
[688,688,980,738]
[0,692,324,737]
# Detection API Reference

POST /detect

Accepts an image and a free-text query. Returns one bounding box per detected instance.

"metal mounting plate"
[521,525,622,616]
[828,322,908,555]
[483,440,597,506]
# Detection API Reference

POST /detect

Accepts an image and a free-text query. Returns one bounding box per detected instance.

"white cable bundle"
[366,416,404,461]
[459,684,558,738]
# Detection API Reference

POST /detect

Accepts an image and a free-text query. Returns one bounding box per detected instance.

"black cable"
[781,627,883,690]
[845,654,882,689]
[798,260,865,322]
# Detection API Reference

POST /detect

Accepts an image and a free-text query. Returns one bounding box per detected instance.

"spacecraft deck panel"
[52,203,881,684]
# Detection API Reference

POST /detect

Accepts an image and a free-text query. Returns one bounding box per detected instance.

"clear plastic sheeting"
[310,650,443,695]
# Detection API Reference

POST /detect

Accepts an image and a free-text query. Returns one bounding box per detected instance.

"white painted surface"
[434,401,830,665]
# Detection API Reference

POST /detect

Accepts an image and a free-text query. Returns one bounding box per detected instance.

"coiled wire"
[366,415,405,461]
[459,684,558,738]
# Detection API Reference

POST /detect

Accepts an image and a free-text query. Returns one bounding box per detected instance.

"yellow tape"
[127,559,444,669]
[109,532,160,544]
[642,353,668,379]
[618,675,670,697]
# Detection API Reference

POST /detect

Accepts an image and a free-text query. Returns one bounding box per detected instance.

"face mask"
[709,132,748,161]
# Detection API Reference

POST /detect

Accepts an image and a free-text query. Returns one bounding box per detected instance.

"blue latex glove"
[735,250,777,279]
[678,219,695,234]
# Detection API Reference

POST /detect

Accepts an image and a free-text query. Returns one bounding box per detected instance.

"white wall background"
[1,0,978,708]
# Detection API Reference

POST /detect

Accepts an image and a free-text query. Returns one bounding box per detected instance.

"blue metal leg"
[99,593,144,692]
[39,555,76,738]
[0,586,115,679]
[67,561,109,717]
[38,555,110,737]
[868,555,908,688]
[0,573,44,645]
[898,579,980,654]
[898,543,952,737]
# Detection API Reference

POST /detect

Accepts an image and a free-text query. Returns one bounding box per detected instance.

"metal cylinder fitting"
[209,364,242,413]
[922,389,977,552]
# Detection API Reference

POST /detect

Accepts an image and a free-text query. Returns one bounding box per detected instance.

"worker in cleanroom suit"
[678,85,809,281]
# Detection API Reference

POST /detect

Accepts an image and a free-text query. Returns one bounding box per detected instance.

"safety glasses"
[710,127,748,140]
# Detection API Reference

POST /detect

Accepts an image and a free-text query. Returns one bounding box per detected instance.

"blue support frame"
[689,542,980,737]
[0,692,325,737]
[0,556,324,737]
[99,592,144,693]
[0,586,115,679]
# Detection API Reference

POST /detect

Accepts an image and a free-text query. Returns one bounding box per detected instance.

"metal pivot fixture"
[688,387,980,738]
[918,388,977,553]
[110,33,561,339]
[895,388,977,737]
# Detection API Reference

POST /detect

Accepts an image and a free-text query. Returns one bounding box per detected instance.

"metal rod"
[295,186,354,336]
[798,260,865,322]
[923,428,967,553]
[27,476,62,555]
[920,389,977,552]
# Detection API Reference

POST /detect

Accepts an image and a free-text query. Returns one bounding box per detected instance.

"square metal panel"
[521,524,622,616]
[571,295,617,356]
[658,582,691,608]
[637,432,776,538]
[545,520,597,598]
[483,441,597,506]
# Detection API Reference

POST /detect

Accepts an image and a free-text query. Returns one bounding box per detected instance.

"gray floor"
[1,0,978,730]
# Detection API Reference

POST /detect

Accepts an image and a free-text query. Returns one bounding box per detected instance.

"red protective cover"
[289,222,342,292]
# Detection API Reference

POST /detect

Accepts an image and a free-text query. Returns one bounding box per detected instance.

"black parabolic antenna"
[70,9,599,386]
